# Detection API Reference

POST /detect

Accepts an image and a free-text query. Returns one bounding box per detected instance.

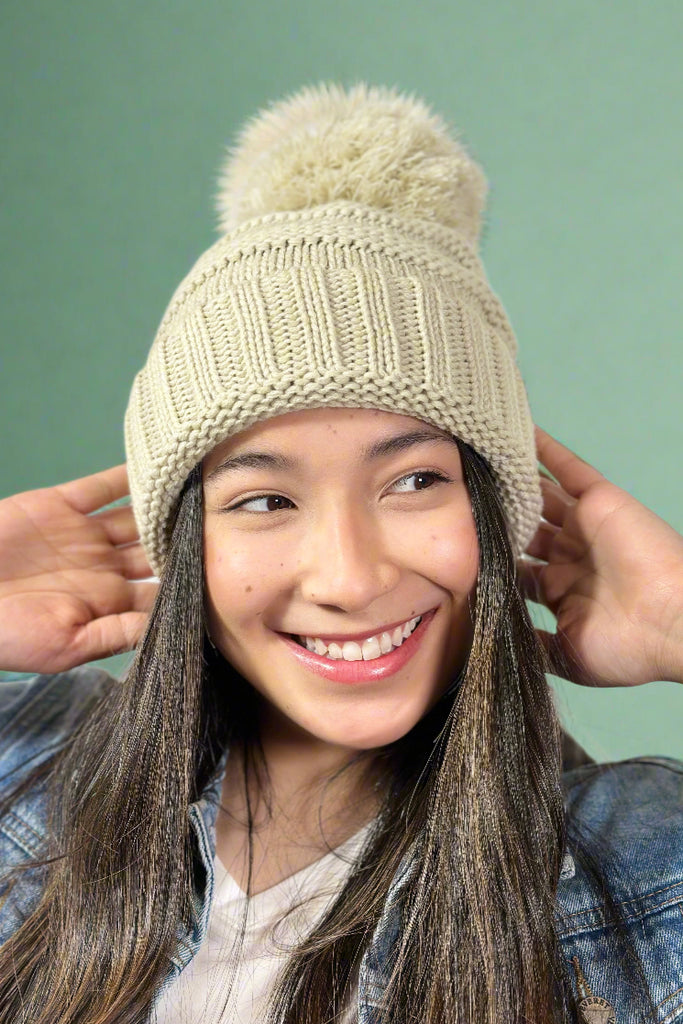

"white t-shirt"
[153,826,369,1023]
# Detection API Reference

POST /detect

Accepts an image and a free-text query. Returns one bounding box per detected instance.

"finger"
[534,427,605,500]
[535,629,596,686]
[541,561,591,609]
[72,577,158,620]
[127,580,159,612]
[117,543,156,581]
[525,519,560,562]
[516,557,549,606]
[540,476,576,528]
[57,464,130,516]
[92,503,140,546]
[534,630,573,681]
[76,610,153,660]
[516,558,580,617]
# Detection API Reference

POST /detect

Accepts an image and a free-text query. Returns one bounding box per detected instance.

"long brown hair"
[270,439,571,1022]
[0,441,642,1022]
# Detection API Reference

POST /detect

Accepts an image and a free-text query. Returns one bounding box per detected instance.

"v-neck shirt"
[153,825,370,1023]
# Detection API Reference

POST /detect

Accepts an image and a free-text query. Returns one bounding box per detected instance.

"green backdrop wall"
[1,0,682,761]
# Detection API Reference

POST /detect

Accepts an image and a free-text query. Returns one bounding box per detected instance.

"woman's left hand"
[518,427,683,687]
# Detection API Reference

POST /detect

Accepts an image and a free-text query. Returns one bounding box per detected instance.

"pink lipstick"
[279,609,435,684]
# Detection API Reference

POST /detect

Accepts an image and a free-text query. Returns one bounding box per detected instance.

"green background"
[1,0,682,761]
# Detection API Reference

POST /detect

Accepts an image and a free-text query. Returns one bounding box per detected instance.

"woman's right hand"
[0,465,158,674]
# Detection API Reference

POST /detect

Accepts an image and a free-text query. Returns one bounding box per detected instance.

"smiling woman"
[1,83,683,1024]
[202,409,478,754]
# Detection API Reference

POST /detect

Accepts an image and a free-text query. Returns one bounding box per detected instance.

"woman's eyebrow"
[362,430,453,460]
[206,430,451,483]
[205,450,295,483]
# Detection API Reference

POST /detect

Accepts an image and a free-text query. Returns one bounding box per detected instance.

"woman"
[0,84,682,1024]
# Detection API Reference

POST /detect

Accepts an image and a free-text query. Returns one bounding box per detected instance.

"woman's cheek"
[204,526,290,623]
[414,509,479,594]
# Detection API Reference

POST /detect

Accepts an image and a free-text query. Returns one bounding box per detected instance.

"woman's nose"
[297,504,400,612]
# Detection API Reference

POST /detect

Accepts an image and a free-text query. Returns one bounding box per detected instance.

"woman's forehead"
[202,408,453,473]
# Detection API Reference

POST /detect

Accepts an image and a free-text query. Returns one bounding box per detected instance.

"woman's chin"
[302,710,425,753]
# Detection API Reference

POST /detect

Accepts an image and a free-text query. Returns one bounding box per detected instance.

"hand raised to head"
[0,465,158,674]
[518,427,683,687]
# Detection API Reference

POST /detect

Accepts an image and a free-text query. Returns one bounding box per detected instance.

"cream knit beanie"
[125,83,541,574]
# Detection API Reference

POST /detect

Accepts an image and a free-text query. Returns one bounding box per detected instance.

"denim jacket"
[1,667,682,1022]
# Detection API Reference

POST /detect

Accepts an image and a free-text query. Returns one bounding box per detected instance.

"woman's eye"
[232,494,294,513]
[391,471,449,493]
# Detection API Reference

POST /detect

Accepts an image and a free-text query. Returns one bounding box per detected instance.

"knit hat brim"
[125,202,541,572]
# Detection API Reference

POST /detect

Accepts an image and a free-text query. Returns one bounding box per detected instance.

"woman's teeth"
[299,617,422,662]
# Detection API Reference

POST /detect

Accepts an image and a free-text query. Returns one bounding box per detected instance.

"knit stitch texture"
[124,85,541,573]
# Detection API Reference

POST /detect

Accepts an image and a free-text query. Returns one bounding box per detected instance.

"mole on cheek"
[245,585,252,593]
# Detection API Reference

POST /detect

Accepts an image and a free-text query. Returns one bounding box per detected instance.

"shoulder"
[559,755,683,915]
[562,755,683,855]
[0,666,116,788]
[560,755,683,906]
[0,666,116,947]
[557,758,683,1020]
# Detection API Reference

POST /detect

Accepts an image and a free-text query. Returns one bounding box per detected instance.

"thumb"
[535,629,592,686]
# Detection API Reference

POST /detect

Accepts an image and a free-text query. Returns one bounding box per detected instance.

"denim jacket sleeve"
[0,667,114,944]
[555,757,683,1022]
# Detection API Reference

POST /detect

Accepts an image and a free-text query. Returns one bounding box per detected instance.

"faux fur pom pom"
[215,83,487,247]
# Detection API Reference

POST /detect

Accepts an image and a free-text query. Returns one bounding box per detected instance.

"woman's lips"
[302,614,422,644]
[278,609,436,684]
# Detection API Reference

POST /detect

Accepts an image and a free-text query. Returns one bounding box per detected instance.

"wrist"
[662,641,683,685]
[653,591,683,684]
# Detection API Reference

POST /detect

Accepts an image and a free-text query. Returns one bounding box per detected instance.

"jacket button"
[578,994,617,1024]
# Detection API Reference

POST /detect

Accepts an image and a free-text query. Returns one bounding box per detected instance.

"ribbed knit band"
[125,199,541,573]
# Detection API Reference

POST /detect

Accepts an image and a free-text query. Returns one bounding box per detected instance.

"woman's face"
[202,408,479,752]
